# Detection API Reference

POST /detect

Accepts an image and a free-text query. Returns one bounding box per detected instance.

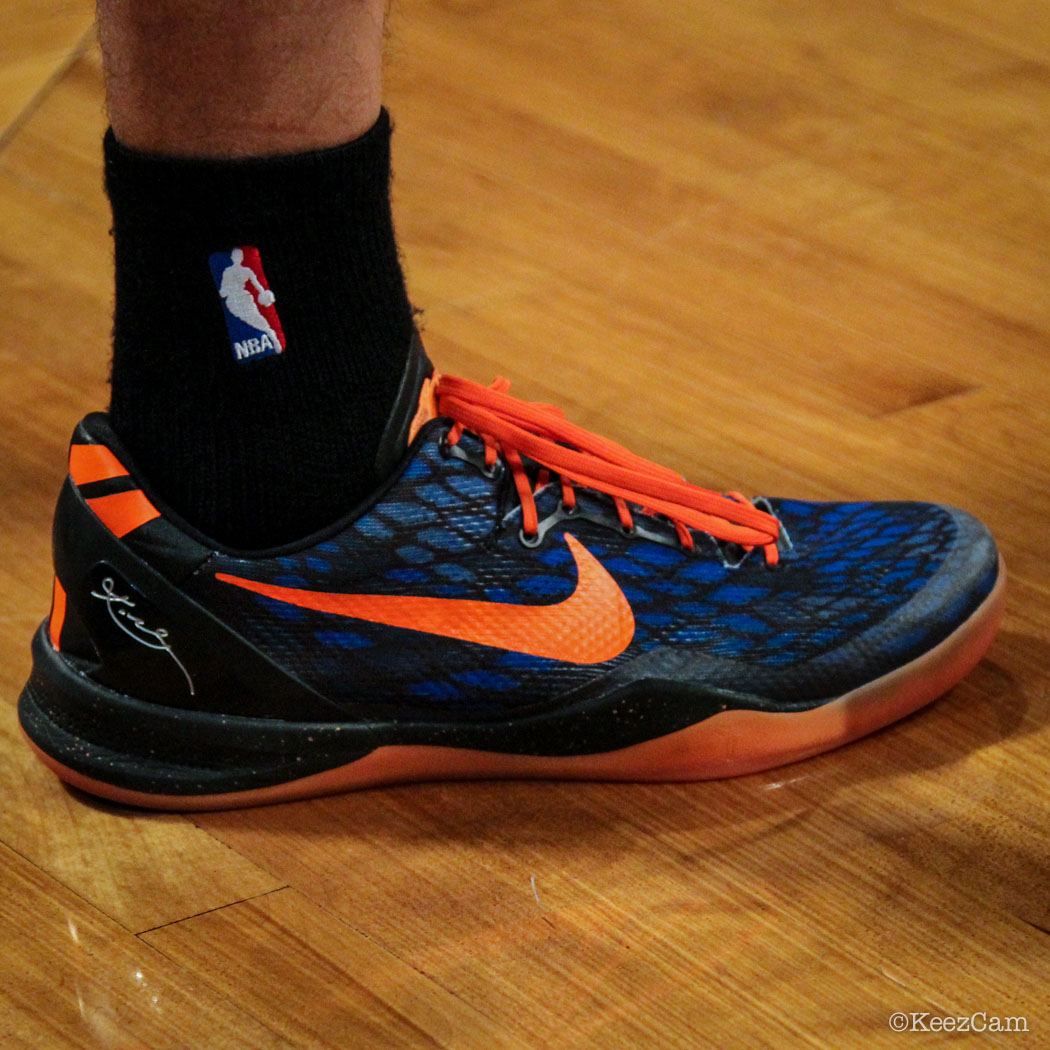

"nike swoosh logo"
[215,533,635,664]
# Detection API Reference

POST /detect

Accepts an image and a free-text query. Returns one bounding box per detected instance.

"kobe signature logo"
[90,577,195,696]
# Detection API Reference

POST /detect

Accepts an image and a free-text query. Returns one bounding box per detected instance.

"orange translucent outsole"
[26,559,1006,811]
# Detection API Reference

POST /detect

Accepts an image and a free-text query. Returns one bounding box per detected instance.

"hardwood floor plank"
[0,702,285,932]
[0,1,93,145]
[193,758,1050,1046]
[0,842,293,1050]
[143,887,524,1050]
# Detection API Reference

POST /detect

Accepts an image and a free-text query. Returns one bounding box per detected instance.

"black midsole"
[20,624,760,796]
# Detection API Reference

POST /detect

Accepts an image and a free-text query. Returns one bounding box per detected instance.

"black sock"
[105,108,419,549]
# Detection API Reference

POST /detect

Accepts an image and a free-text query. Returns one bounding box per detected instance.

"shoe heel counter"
[48,424,204,703]
[46,418,139,663]
[44,421,341,720]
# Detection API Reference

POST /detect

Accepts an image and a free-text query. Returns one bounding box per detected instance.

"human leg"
[99,0,418,547]
[98,0,385,156]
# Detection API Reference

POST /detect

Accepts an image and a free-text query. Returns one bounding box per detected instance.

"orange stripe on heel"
[86,489,160,537]
[69,444,130,486]
[48,577,66,651]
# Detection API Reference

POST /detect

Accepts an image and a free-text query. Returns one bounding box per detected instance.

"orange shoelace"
[434,374,781,566]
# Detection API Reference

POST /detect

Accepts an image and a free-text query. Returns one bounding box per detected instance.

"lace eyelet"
[620,524,637,538]
[518,528,543,548]
[481,460,503,480]
[560,501,578,517]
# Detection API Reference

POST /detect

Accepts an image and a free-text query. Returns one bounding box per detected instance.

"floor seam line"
[0,22,97,160]
[135,884,290,936]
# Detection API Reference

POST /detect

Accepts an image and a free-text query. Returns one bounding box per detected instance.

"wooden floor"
[2,1,1049,1046]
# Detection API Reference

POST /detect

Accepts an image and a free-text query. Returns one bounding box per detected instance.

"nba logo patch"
[208,246,287,363]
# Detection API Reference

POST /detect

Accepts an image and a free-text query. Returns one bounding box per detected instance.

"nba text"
[234,334,281,361]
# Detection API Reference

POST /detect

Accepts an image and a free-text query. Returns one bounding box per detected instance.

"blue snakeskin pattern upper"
[189,426,996,714]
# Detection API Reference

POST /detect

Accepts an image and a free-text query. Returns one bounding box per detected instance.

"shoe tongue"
[374,329,436,477]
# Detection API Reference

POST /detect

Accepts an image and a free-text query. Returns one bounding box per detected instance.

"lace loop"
[436,374,781,565]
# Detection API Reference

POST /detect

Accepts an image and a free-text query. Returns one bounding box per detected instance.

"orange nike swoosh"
[215,533,635,664]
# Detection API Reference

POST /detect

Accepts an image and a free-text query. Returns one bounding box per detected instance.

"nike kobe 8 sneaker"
[19,339,1005,809]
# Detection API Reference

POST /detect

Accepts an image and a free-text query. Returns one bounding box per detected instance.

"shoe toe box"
[619,500,1002,707]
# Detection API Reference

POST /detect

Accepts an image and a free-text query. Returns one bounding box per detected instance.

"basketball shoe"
[19,338,1005,809]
